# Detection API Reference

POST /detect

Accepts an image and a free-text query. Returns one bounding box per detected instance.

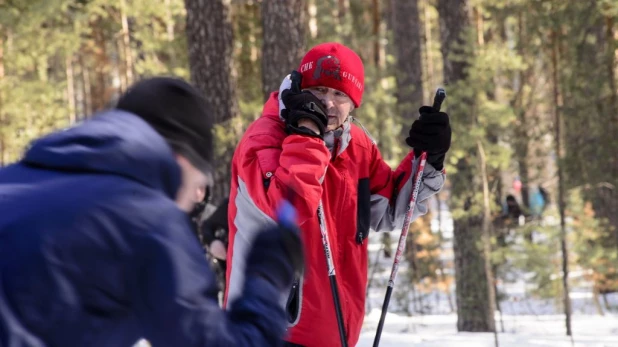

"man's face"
[175,155,209,212]
[196,186,206,203]
[305,86,354,131]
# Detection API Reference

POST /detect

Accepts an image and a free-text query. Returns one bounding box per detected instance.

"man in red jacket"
[225,42,451,346]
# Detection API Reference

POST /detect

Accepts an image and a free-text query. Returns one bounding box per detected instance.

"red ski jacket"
[225,92,445,347]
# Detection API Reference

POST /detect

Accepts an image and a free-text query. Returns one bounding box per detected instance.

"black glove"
[405,106,451,171]
[280,71,328,139]
[245,201,305,291]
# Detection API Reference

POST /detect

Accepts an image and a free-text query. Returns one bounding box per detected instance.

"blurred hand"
[209,240,227,260]
[246,201,305,291]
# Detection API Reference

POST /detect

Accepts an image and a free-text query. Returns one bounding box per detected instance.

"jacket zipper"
[332,138,340,162]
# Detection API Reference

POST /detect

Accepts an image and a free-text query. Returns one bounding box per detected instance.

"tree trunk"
[602,16,618,256]
[90,18,112,112]
[513,12,532,224]
[592,285,605,316]
[308,0,318,39]
[261,0,305,100]
[0,26,5,167]
[337,0,351,43]
[453,214,493,331]
[120,0,134,89]
[602,292,611,311]
[605,16,618,133]
[128,18,145,75]
[437,0,494,332]
[66,54,76,125]
[392,0,423,141]
[478,140,498,338]
[437,0,469,86]
[422,0,436,102]
[185,0,239,200]
[116,37,128,93]
[436,194,455,312]
[165,0,175,41]
[382,232,392,258]
[79,50,92,119]
[475,8,498,341]
[372,0,381,67]
[550,29,573,337]
[185,0,239,124]
[164,0,177,68]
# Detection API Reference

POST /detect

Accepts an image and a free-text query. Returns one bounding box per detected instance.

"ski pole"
[287,70,347,346]
[373,88,446,347]
[317,200,348,347]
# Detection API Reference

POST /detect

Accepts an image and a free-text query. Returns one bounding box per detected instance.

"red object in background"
[513,178,522,192]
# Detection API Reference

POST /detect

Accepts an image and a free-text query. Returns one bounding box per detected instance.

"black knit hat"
[116,77,213,179]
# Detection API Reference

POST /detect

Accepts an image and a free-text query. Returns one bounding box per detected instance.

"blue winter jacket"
[0,111,288,346]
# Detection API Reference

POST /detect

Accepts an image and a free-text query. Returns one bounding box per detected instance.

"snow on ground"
[135,311,618,347]
[361,215,618,347]
[358,310,618,347]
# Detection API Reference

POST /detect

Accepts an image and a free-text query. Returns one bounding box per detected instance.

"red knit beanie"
[298,42,365,107]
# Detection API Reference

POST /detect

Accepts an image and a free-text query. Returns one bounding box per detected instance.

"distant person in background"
[529,186,550,219]
[504,194,523,222]
[496,194,524,246]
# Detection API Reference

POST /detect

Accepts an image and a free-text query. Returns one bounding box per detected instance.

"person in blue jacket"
[0,77,303,347]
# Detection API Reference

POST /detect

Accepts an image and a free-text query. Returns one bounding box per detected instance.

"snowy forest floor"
[358,310,618,346]
[361,229,618,347]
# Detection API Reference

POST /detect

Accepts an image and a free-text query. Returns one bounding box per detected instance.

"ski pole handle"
[290,70,302,93]
[432,87,446,111]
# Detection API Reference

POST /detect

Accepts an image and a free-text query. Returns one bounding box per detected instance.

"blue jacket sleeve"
[130,210,288,346]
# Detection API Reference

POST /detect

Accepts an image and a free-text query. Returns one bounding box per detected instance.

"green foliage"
[0,0,189,163]
[499,220,563,299]
[495,187,617,301]
[445,16,523,212]
[570,188,618,293]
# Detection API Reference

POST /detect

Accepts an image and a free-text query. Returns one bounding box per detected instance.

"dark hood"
[22,110,182,198]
